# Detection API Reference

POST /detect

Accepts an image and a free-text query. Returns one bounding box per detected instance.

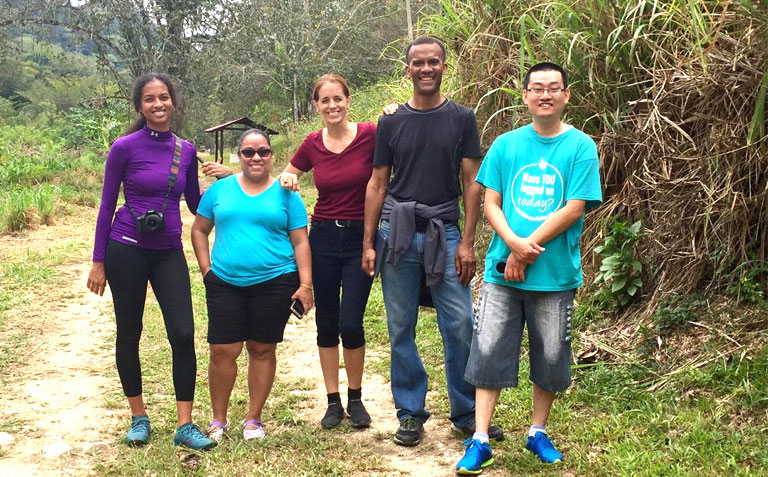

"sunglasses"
[240,147,272,158]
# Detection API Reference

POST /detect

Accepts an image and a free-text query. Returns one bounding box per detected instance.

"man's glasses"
[526,87,566,96]
[240,147,272,158]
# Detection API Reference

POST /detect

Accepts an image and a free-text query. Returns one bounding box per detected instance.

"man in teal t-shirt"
[456,63,602,475]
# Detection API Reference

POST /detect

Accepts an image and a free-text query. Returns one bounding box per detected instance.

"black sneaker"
[393,417,423,446]
[321,402,344,429]
[451,421,505,441]
[347,399,371,428]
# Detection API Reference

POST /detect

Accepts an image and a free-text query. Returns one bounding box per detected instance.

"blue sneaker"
[125,415,150,446]
[526,432,563,463]
[173,422,216,450]
[456,438,494,474]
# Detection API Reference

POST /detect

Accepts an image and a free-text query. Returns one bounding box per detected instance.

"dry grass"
[424,0,768,311]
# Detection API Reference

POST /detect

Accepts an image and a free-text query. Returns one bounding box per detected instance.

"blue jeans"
[378,220,475,426]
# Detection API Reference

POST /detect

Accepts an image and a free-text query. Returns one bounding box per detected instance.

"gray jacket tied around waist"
[380,194,460,286]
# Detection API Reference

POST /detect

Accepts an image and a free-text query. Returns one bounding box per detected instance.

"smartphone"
[290,299,305,319]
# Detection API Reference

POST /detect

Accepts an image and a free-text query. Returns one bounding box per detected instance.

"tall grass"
[0,187,57,232]
[419,0,768,307]
[0,125,105,233]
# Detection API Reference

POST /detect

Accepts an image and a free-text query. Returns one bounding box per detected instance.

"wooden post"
[216,130,221,163]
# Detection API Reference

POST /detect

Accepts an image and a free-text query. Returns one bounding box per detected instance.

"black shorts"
[204,270,298,344]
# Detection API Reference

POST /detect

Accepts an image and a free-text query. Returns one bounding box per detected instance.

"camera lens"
[136,210,164,234]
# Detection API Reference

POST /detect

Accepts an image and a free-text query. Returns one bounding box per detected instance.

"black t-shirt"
[374,99,482,206]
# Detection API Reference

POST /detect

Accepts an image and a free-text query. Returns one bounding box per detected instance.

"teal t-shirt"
[197,176,308,286]
[476,124,602,291]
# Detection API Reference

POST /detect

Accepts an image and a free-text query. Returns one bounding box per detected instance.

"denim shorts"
[464,282,575,392]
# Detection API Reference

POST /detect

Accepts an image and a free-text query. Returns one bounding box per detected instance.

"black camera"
[135,210,166,234]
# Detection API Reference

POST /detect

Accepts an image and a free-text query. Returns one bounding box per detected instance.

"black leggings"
[105,239,196,401]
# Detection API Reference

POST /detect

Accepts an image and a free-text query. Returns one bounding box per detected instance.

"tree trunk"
[405,0,413,40]
[292,72,299,123]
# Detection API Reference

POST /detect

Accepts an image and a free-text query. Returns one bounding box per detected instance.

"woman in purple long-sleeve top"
[86,74,225,450]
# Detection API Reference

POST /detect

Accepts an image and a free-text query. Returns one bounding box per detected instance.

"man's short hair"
[523,62,569,90]
[404,36,447,63]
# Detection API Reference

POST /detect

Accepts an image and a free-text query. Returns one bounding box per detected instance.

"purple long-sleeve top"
[92,125,201,262]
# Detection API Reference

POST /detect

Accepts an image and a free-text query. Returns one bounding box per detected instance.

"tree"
[0,0,234,86]
[216,0,399,122]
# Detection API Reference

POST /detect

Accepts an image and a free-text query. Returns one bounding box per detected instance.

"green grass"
[0,124,105,233]
[362,287,768,475]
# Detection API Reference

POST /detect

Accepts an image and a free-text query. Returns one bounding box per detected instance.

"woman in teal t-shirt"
[191,128,313,441]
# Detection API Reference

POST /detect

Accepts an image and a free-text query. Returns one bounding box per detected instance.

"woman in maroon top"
[279,74,374,429]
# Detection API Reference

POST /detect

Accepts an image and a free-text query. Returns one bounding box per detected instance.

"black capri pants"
[104,239,196,401]
[309,221,373,349]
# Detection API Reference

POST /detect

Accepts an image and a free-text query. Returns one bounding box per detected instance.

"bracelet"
[300,283,313,290]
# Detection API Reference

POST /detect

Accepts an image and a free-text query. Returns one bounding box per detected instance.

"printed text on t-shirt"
[510,159,564,221]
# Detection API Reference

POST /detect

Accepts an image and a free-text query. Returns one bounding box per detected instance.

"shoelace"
[532,433,555,451]
[131,420,150,433]
[180,424,206,440]
[401,417,419,430]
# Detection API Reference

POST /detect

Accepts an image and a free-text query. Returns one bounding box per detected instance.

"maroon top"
[290,122,375,222]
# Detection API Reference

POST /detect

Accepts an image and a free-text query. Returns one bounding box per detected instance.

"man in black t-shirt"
[362,36,502,447]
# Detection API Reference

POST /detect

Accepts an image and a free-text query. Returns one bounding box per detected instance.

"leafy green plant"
[594,219,643,308]
[64,97,128,149]
[652,293,706,332]
[0,121,107,235]
[725,259,768,304]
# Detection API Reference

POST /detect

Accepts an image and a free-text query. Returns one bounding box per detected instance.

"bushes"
[0,124,105,233]
[63,96,129,149]
[419,0,768,306]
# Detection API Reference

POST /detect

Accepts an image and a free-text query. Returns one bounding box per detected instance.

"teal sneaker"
[173,422,216,450]
[125,415,150,447]
[456,438,494,474]
[526,432,563,463]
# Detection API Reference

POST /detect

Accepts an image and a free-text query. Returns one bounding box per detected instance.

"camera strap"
[125,135,183,219]
[160,135,183,213]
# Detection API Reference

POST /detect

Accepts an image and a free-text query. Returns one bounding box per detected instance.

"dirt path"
[279,310,510,476]
[0,218,121,476]
[0,208,510,476]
